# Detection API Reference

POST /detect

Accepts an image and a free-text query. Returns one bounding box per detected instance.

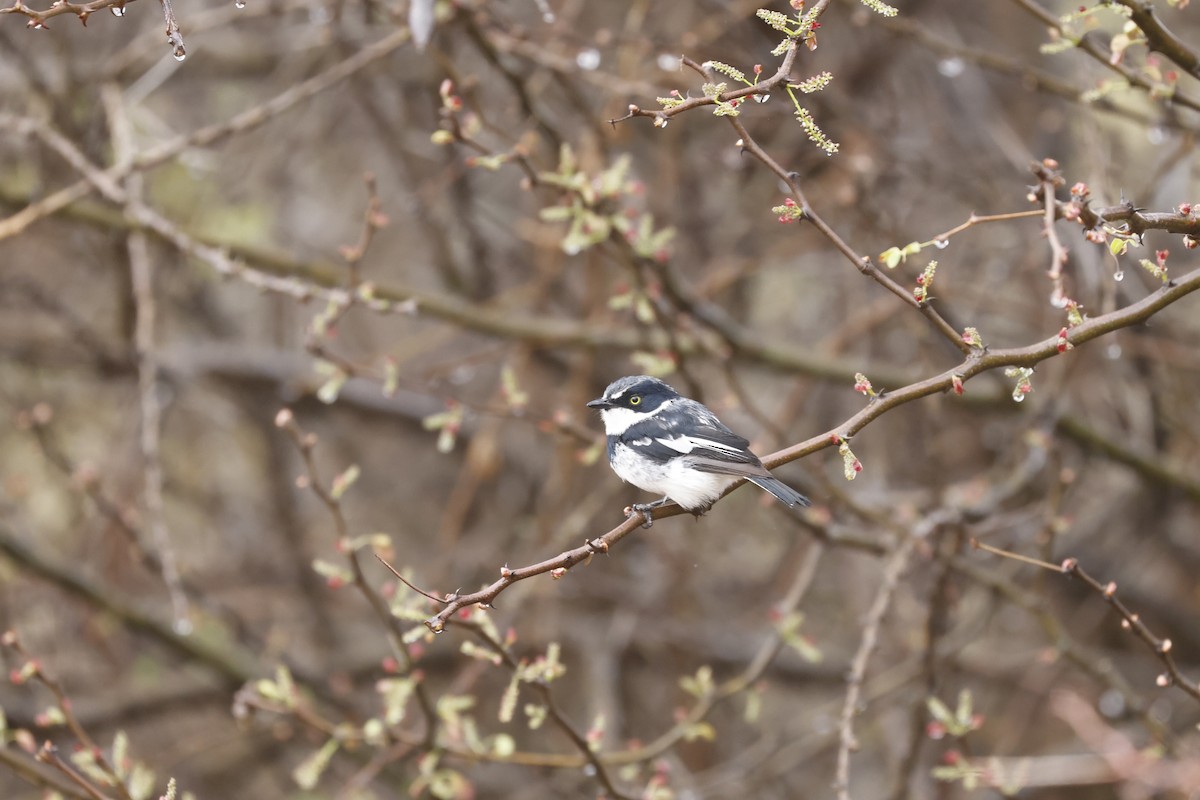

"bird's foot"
[627,496,670,528]
[627,503,656,528]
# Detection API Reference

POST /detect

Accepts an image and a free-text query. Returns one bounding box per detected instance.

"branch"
[875,12,1171,129]
[1055,414,1200,503]
[157,0,183,60]
[0,0,138,26]
[466,625,635,800]
[609,27,974,356]
[973,542,1200,702]
[1039,162,1071,307]
[0,746,94,800]
[415,541,827,774]
[424,525,627,632]
[728,115,972,356]
[102,84,191,634]
[1010,0,1200,114]
[0,22,415,242]
[4,630,136,800]
[608,37,801,127]
[1071,199,1200,238]
[835,532,918,800]
[0,524,260,688]
[34,743,114,800]
[425,265,1200,629]
[765,264,1200,471]
[273,410,440,740]
[1113,0,1200,80]
[948,555,1168,742]
[0,165,908,389]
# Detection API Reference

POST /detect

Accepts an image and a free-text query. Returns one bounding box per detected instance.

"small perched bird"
[587,375,810,525]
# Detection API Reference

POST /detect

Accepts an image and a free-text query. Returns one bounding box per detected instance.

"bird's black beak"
[586,397,612,410]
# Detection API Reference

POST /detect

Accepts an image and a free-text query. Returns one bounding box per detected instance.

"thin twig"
[375,554,447,605]
[0,747,92,800]
[1009,0,1200,113]
[466,625,635,800]
[972,539,1062,571]
[607,36,801,127]
[0,524,261,686]
[273,410,441,740]
[0,24,414,242]
[948,554,1168,744]
[1112,0,1200,80]
[3,632,137,800]
[1035,160,1072,307]
[427,265,1200,626]
[874,12,1169,130]
[834,531,918,800]
[103,85,191,634]
[443,541,827,771]
[972,541,1200,702]
[929,209,1045,244]
[34,744,113,800]
[0,0,138,26]
[727,115,972,356]
[157,0,184,59]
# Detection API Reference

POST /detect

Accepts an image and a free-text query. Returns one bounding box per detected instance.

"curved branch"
[974,542,1200,702]
[426,267,1200,629]
[0,0,139,25]
[727,116,973,356]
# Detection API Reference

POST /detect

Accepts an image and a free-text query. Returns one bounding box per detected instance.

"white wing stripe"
[655,436,693,453]
[655,435,744,455]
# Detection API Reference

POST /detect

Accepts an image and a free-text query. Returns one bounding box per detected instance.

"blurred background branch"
[2,0,1200,798]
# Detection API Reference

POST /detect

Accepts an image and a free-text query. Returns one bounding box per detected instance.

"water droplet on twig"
[168,29,187,61]
[934,239,949,250]
[656,53,681,71]
[575,48,600,71]
[110,4,125,16]
[235,0,245,7]
[937,57,965,78]
[1113,268,1124,282]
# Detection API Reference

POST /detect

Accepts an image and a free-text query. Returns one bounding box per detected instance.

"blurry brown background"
[2,0,1200,798]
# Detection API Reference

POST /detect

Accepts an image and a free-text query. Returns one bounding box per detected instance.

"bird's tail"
[747,475,811,509]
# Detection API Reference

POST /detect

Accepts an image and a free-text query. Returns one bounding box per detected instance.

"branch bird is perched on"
[587,375,810,526]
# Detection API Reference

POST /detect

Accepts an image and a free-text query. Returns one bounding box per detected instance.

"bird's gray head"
[586,375,681,434]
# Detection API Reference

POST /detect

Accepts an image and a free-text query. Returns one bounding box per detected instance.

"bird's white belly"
[610,443,731,511]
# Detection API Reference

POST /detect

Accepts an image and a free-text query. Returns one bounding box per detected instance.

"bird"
[586,375,810,526]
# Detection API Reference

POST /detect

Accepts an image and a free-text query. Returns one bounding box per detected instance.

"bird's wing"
[683,447,772,477]
[619,399,770,476]
[650,423,770,478]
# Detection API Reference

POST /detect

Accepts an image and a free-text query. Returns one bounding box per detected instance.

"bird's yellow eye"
[629,395,641,406]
